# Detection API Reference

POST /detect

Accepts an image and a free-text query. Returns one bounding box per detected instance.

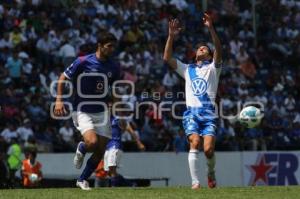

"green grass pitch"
[1,186,300,199]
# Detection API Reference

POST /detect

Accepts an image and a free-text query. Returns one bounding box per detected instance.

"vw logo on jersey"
[191,78,207,96]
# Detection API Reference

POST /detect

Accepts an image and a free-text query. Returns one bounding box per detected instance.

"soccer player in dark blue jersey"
[104,112,145,187]
[54,33,121,190]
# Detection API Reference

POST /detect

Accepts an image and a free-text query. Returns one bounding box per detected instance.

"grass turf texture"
[1,186,300,199]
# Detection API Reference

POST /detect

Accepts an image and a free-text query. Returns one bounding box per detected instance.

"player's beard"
[196,55,205,61]
[103,52,110,59]
[196,53,211,62]
[100,49,111,59]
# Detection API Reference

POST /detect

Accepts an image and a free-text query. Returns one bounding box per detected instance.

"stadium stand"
[0,0,299,156]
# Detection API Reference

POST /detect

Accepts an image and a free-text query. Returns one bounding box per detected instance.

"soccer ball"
[238,106,263,128]
[29,173,38,182]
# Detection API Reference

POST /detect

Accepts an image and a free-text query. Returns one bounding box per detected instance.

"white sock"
[188,149,200,185]
[206,154,216,177]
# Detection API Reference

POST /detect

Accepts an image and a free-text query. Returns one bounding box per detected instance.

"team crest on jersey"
[107,72,112,78]
[191,78,207,96]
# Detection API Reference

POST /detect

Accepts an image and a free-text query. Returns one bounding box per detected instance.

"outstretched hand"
[203,13,213,28]
[138,141,146,151]
[54,101,67,116]
[168,18,182,37]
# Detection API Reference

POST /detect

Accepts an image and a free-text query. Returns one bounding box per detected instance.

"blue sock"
[119,175,133,186]
[78,157,99,181]
[111,176,121,187]
[111,175,128,187]
[78,142,86,155]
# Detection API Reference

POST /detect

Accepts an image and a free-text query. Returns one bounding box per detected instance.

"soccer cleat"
[76,180,91,190]
[191,183,201,190]
[207,174,217,188]
[74,142,85,169]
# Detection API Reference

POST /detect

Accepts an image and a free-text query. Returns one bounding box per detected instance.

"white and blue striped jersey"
[176,59,222,112]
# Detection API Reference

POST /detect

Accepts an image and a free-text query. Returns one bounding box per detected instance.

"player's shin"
[78,157,99,181]
[188,149,200,185]
[206,154,216,177]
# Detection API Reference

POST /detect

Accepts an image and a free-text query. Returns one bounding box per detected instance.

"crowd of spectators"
[0,0,300,158]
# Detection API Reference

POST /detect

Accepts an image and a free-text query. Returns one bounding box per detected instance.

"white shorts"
[104,148,123,171]
[72,111,112,138]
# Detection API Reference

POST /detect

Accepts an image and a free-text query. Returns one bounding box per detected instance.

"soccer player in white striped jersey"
[163,13,222,189]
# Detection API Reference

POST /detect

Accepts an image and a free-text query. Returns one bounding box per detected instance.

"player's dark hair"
[97,33,117,45]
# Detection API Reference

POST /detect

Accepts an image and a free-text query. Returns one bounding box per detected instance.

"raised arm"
[163,19,182,70]
[203,13,222,64]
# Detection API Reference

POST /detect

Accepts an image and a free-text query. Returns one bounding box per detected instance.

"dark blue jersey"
[64,53,121,113]
[106,116,123,150]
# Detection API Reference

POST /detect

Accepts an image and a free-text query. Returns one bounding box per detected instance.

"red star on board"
[249,156,273,185]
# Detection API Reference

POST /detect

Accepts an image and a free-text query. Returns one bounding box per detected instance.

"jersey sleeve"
[175,59,188,79]
[63,58,82,79]
[210,60,222,77]
[212,59,223,68]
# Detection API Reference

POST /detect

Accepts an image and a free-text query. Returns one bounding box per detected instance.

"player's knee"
[204,147,214,158]
[190,138,201,149]
[191,142,200,149]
